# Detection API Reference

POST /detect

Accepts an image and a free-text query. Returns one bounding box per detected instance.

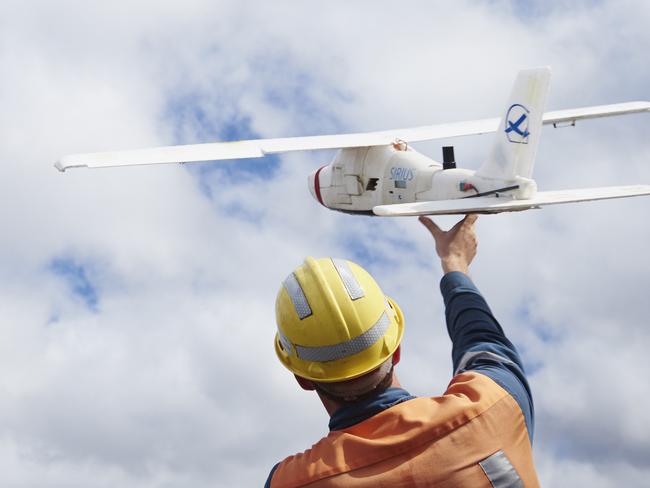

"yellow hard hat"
[275,257,404,382]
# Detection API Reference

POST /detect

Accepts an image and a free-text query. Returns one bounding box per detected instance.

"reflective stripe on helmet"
[277,331,294,356]
[283,273,312,320]
[286,311,390,363]
[332,258,365,300]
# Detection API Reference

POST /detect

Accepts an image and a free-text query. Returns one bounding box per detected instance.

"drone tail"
[476,67,551,181]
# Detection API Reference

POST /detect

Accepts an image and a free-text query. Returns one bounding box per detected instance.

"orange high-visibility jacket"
[266,272,539,487]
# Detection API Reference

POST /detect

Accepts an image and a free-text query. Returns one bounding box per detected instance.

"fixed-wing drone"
[56,67,650,216]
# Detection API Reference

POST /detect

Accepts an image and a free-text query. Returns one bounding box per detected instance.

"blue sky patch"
[50,257,99,311]
[501,0,604,20]
[165,92,281,198]
[163,53,350,201]
[341,224,418,270]
[261,68,346,136]
[516,298,563,345]
[219,200,265,225]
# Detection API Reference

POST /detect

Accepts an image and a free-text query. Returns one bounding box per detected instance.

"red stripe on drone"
[314,166,326,207]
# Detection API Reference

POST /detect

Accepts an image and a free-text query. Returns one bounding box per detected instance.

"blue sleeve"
[264,463,279,487]
[440,271,535,441]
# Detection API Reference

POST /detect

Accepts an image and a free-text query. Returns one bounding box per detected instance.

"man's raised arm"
[419,215,535,441]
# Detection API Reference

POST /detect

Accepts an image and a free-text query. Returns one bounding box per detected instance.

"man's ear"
[392,345,401,366]
[294,374,316,391]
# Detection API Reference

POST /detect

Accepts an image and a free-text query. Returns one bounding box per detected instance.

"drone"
[56,67,650,216]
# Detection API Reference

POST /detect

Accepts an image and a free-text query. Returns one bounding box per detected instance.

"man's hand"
[418,214,478,275]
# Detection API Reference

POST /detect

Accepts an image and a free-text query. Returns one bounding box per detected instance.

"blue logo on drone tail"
[505,103,530,144]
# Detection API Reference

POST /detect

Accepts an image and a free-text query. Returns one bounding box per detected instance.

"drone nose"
[308,165,328,207]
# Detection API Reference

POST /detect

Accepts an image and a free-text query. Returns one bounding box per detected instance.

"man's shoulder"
[266,373,516,487]
[265,429,346,487]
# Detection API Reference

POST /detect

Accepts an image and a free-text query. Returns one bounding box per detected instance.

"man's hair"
[314,359,394,403]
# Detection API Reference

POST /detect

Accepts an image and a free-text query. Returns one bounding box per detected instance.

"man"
[266,215,540,487]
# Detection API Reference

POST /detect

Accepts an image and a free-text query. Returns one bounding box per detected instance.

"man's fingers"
[463,214,478,226]
[450,216,468,233]
[418,216,443,237]
[420,214,477,238]
[448,214,478,235]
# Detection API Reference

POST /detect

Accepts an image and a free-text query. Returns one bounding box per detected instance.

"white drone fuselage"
[309,144,536,214]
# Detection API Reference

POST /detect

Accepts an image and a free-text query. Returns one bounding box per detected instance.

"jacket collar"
[328,387,415,431]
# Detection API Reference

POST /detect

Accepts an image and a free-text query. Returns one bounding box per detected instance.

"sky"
[1,0,649,486]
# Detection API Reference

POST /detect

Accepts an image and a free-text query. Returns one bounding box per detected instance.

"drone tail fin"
[476,67,551,181]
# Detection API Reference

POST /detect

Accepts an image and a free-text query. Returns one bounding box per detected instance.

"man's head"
[275,257,404,402]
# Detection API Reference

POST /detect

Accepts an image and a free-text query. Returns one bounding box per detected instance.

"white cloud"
[1,1,649,486]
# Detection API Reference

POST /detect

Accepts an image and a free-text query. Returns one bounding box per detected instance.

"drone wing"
[54,119,497,171]
[55,102,650,171]
[372,185,650,216]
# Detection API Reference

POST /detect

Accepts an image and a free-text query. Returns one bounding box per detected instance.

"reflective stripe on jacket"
[269,371,538,487]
